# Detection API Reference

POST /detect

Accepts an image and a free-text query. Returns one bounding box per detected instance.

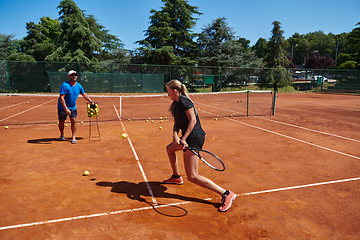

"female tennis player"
[163,79,236,212]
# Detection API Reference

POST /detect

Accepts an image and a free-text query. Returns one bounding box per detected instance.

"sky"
[1,0,359,50]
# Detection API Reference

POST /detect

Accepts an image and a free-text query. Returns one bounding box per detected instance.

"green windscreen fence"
[48,72,164,93]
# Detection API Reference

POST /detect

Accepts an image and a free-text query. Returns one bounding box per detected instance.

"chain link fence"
[0,61,359,94]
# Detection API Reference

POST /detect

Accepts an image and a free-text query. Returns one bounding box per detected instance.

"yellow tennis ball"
[57,122,59,124]
[159,126,162,129]
[83,171,89,176]
[146,119,148,122]
[152,120,154,123]
[215,118,217,120]
[160,117,162,120]
[121,133,127,138]
[80,121,83,124]
[161,120,163,123]
[65,124,68,127]
[128,119,130,121]
[164,116,167,119]
[5,126,9,129]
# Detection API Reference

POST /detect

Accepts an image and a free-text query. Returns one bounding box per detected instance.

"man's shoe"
[59,136,65,141]
[71,139,77,144]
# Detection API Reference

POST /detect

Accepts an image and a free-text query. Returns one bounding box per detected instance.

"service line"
[1,177,359,231]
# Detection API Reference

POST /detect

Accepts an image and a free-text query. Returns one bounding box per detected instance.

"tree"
[197,17,262,68]
[252,38,268,60]
[0,34,16,59]
[346,22,360,68]
[45,0,103,63]
[136,0,202,65]
[20,17,60,61]
[304,52,336,69]
[264,21,291,89]
[86,15,123,61]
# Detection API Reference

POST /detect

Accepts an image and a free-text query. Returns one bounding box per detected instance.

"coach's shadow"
[96,181,220,208]
[27,137,84,144]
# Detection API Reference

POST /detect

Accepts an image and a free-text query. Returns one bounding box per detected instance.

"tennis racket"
[183,145,225,172]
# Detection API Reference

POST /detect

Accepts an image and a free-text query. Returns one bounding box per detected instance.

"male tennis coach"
[57,70,93,144]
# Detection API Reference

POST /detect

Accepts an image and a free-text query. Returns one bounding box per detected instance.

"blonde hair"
[165,79,190,117]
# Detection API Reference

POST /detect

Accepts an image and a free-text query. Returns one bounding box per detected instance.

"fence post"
[265,69,268,90]
[169,65,171,81]
[6,60,11,93]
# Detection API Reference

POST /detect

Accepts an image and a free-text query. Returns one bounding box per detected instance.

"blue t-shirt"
[57,81,85,111]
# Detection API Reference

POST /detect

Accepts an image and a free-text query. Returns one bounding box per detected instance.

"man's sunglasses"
[70,74,77,76]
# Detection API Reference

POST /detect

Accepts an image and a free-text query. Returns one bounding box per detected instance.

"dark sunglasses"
[70,74,77,76]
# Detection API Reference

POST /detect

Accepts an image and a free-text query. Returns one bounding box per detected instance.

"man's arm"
[59,94,71,115]
[81,93,93,103]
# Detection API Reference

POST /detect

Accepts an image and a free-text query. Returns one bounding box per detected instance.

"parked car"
[311,75,328,83]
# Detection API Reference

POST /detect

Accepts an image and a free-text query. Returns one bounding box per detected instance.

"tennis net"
[0,90,274,126]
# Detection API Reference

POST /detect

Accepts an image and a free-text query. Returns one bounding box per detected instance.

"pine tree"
[264,21,292,89]
[136,0,202,65]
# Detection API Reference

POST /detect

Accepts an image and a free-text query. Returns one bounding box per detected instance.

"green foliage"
[339,61,358,69]
[136,0,202,65]
[197,18,262,68]
[264,21,292,88]
[0,34,16,59]
[252,38,268,60]
[6,52,36,62]
[347,22,360,66]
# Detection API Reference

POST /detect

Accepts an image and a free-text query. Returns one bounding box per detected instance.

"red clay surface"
[0,92,360,239]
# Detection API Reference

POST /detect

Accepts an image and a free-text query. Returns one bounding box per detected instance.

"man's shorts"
[58,109,77,121]
[186,133,205,150]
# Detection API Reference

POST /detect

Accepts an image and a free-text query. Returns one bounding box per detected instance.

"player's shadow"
[96,181,220,209]
[27,137,84,144]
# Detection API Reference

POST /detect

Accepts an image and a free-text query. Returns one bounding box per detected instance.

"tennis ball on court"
[215,118,217,120]
[121,133,127,138]
[161,120,163,123]
[146,119,148,122]
[80,121,83,124]
[164,116,167,119]
[128,119,130,121]
[152,120,154,123]
[160,117,162,120]
[159,126,162,129]
[5,126,8,129]
[57,122,59,124]
[27,102,29,104]
[83,171,89,176]
[65,124,68,127]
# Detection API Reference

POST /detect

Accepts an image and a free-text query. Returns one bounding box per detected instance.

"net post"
[246,90,249,117]
[272,91,277,115]
[119,96,122,119]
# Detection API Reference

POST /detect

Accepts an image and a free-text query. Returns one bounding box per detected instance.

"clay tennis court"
[0,92,359,239]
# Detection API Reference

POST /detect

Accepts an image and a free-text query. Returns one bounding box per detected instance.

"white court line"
[0,99,55,122]
[255,116,360,143]
[195,100,360,143]
[285,100,360,112]
[0,99,35,110]
[113,105,157,206]
[198,108,360,160]
[1,177,359,231]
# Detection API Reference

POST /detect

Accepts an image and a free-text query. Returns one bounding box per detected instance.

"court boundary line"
[1,177,359,231]
[113,105,157,206]
[0,99,35,110]
[255,116,360,143]
[198,108,360,160]
[194,100,360,144]
[0,99,55,123]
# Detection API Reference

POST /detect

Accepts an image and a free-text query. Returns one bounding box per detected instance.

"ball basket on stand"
[87,102,100,141]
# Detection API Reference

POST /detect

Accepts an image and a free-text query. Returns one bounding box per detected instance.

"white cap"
[68,70,77,76]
